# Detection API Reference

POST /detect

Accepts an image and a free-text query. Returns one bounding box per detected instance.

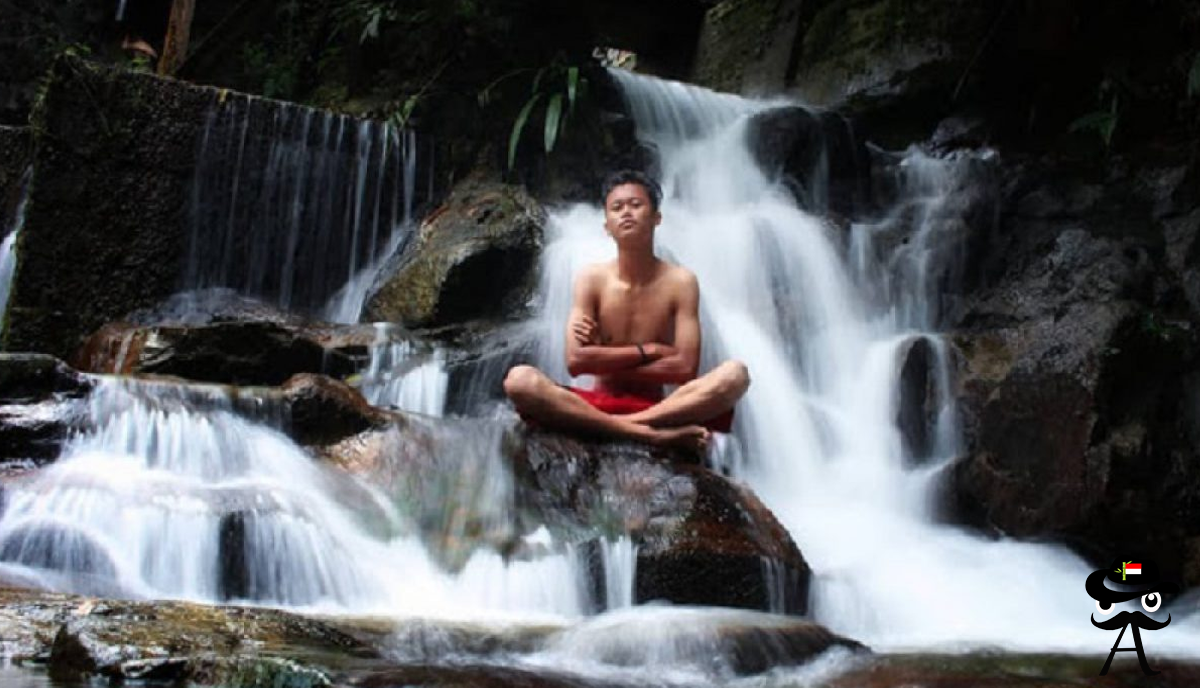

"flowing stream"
[3,70,1200,685]
[186,100,421,321]
[532,70,1200,655]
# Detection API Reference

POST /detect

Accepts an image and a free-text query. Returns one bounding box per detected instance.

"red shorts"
[566,387,734,433]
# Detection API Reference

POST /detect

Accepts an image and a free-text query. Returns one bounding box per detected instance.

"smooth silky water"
[2,74,1198,686]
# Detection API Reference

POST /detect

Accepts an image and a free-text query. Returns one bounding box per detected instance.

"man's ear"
[653,210,662,226]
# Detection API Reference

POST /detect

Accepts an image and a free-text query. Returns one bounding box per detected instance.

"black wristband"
[636,343,648,364]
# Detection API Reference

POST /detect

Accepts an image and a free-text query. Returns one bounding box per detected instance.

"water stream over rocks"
[186,101,421,321]
[2,70,1200,686]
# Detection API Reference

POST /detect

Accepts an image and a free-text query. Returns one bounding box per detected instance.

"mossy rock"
[364,181,545,331]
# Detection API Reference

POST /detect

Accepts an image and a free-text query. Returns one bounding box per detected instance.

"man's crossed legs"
[503,360,749,451]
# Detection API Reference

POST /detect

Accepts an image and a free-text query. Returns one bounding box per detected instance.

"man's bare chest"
[595,287,675,345]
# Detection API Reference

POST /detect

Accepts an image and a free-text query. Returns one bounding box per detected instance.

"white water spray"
[531,70,1200,655]
[0,378,591,620]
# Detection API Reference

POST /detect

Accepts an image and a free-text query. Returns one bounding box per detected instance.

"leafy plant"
[383,58,449,129]
[1069,78,1120,150]
[480,62,586,171]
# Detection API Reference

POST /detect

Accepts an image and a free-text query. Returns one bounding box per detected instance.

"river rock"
[0,587,376,685]
[897,336,936,464]
[0,354,92,466]
[318,413,810,613]
[73,319,372,387]
[364,181,545,332]
[514,431,811,614]
[281,373,398,447]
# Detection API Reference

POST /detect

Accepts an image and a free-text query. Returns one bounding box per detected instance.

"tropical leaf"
[531,67,546,95]
[1069,109,1119,148]
[544,94,564,153]
[566,66,579,111]
[508,93,542,170]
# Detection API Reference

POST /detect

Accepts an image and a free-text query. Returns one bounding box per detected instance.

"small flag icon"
[1114,561,1143,580]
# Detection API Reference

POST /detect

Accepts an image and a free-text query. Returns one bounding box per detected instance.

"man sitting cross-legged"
[504,170,749,452]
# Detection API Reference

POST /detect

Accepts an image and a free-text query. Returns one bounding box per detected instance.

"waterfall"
[0,378,590,618]
[186,101,420,321]
[528,70,1195,653]
[0,166,31,341]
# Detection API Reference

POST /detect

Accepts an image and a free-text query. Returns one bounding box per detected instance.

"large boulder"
[514,431,811,614]
[943,152,1200,580]
[364,182,545,332]
[319,414,811,614]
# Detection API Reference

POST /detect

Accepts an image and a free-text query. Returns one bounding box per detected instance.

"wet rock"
[282,373,396,446]
[0,587,376,684]
[897,337,935,464]
[317,413,809,613]
[0,353,92,403]
[944,154,1200,576]
[541,608,863,677]
[746,106,870,217]
[364,181,545,332]
[515,431,811,614]
[691,0,805,95]
[0,354,92,466]
[73,320,370,386]
[442,324,539,416]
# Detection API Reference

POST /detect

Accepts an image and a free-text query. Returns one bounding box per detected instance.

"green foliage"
[333,0,499,45]
[380,58,450,130]
[490,61,589,171]
[1069,79,1120,150]
[127,53,153,73]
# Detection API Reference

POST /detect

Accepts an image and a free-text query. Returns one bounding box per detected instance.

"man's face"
[604,183,661,246]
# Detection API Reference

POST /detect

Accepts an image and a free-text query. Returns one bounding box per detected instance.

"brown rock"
[364,181,545,331]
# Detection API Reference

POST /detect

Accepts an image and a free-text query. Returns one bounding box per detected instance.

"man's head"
[602,170,662,247]
[602,170,662,212]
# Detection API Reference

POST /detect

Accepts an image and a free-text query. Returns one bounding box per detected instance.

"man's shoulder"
[662,262,699,289]
[576,261,612,281]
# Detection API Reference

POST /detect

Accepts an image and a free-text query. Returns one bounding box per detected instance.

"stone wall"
[3,57,211,358]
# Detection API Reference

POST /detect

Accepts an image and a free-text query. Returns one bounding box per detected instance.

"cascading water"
[358,324,449,416]
[529,69,1200,655]
[0,166,31,340]
[186,100,420,321]
[0,377,591,619]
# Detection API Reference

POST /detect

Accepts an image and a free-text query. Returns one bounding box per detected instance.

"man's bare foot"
[648,425,710,452]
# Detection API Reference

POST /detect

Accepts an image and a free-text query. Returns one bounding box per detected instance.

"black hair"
[601,170,662,211]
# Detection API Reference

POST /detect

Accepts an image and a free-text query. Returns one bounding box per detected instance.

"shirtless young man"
[503,170,750,452]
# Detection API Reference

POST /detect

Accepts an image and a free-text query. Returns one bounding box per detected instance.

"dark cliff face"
[691,0,1200,151]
